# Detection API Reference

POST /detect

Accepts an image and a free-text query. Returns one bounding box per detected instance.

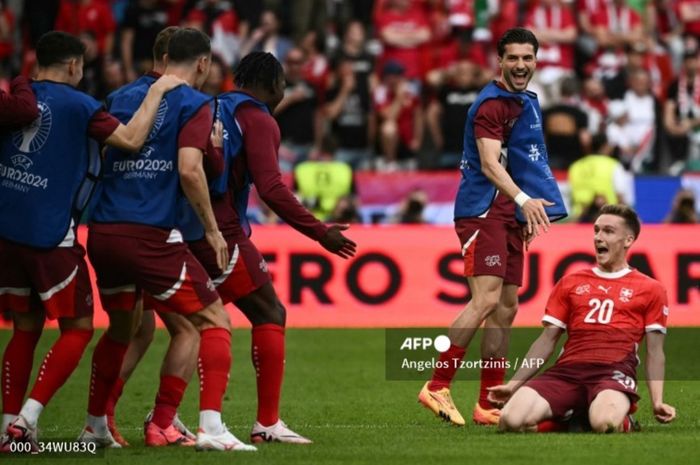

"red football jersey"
[543,267,669,365]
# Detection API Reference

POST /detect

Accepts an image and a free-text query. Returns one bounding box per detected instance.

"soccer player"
[182,51,356,444]
[0,31,182,449]
[101,26,201,448]
[418,27,567,426]
[487,205,676,433]
[84,28,255,451]
[0,75,39,127]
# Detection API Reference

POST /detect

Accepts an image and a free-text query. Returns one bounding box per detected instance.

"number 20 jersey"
[543,267,668,366]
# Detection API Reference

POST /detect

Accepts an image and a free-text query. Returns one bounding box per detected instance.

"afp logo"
[400,335,451,352]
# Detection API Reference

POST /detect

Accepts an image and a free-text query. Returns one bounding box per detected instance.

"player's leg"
[105,305,155,446]
[1,310,43,436]
[143,309,199,446]
[588,390,632,433]
[418,274,504,426]
[499,386,553,432]
[235,283,311,444]
[475,283,518,424]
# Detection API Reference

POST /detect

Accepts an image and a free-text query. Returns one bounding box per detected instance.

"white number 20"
[584,298,614,324]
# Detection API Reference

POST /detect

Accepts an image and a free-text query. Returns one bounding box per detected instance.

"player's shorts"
[0,238,93,320]
[454,217,524,286]
[525,361,640,421]
[187,231,270,305]
[87,223,219,315]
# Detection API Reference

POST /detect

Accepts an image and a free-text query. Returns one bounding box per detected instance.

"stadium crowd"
[0,0,699,222]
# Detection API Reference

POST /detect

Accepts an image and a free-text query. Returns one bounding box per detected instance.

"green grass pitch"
[1,328,699,465]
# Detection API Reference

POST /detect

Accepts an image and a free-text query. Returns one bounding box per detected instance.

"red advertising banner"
[2,225,699,328]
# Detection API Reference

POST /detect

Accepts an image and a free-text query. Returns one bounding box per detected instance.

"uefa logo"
[13,101,52,153]
[146,99,168,142]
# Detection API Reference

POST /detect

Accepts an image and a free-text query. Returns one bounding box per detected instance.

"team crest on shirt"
[13,101,52,153]
[484,255,501,267]
[619,288,634,303]
[575,284,591,295]
[259,259,269,273]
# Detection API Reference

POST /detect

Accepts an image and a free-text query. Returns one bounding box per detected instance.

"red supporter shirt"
[678,0,700,37]
[54,0,116,55]
[232,102,328,241]
[372,84,421,147]
[591,3,641,32]
[524,4,575,70]
[471,91,522,222]
[375,7,430,79]
[543,268,669,366]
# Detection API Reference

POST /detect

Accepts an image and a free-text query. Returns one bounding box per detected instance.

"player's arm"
[104,75,185,152]
[487,324,564,405]
[239,106,356,259]
[477,137,553,235]
[0,76,39,127]
[644,331,676,423]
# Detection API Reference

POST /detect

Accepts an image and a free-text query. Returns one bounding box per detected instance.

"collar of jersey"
[591,267,633,279]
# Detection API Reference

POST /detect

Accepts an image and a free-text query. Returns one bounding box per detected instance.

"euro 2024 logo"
[10,101,52,170]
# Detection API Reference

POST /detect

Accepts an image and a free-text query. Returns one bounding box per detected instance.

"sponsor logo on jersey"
[597,285,611,294]
[619,287,634,303]
[484,255,501,267]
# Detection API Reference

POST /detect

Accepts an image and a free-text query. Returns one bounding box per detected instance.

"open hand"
[521,198,554,237]
[319,224,357,259]
[487,384,514,407]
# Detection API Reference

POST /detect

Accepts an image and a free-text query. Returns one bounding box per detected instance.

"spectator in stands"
[589,0,644,82]
[55,0,116,57]
[646,0,684,72]
[289,0,326,43]
[300,30,330,101]
[568,132,635,220]
[120,0,169,82]
[330,195,362,224]
[201,54,231,96]
[393,189,428,224]
[543,76,591,170]
[275,47,320,171]
[426,60,482,169]
[524,0,577,107]
[334,20,377,95]
[185,0,242,67]
[581,76,608,134]
[576,0,605,60]
[622,68,661,172]
[373,60,423,171]
[678,0,700,43]
[241,9,293,62]
[664,188,698,223]
[294,138,355,221]
[374,0,431,82]
[324,56,373,169]
[664,46,700,174]
[0,0,14,80]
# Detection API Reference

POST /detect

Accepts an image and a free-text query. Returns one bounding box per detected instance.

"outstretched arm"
[0,76,39,127]
[488,324,563,405]
[645,331,676,423]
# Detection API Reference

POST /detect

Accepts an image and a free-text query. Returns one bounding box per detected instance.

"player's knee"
[499,409,526,432]
[472,296,500,319]
[262,301,286,326]
[589,416,618,434]
[189,299,230,332]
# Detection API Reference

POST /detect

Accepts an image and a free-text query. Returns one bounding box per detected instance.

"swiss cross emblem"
[619,288,634,303]
[575,284,591,295]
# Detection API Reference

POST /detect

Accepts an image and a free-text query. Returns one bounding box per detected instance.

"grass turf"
[1,328,699,465]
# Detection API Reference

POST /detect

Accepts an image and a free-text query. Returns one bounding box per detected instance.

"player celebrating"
[488,205,676,433]
[101,26,201,448]
[84,28,254,451]
[0,31,181,449]
[418,27,567,426]
[180,51,356,444]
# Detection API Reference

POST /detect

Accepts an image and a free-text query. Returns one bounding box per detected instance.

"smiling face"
[498,43,536,92]
[593,214,636,272]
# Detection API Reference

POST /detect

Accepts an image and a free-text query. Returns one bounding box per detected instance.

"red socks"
[198,328,231,412]
[29,329,93,405]
[88,333,129,416]
[536,420,568,433]
[2,329,41,414]
[151,375,187,429]
[251,324,285,426]
[106,377,126,417]
[478,357,506,409]
[428,344,465,391]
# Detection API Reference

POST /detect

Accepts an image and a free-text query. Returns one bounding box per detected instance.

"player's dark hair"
[497,28,539,57]
[36,31,85,67]
[234,52,283,93]
[167,28,211,64]
[153,26,180,63]
[599,204,641,239]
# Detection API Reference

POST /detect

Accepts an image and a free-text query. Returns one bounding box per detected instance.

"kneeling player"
[488,205,676,433]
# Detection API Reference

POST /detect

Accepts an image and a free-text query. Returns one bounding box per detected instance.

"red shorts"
[525,361,640,421]
[87,224,219,315]
[455,218,524,285]
[0,239,93,320]
[188,232,270,305]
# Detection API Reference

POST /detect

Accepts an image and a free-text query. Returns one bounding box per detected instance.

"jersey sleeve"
[644,282,669,334]
[178,104,213,151]
[542,277,571,329]
[87,110,121,143]
[473,99,509,141]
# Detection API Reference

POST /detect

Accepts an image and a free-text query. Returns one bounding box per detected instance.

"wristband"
[514,192,531,208]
